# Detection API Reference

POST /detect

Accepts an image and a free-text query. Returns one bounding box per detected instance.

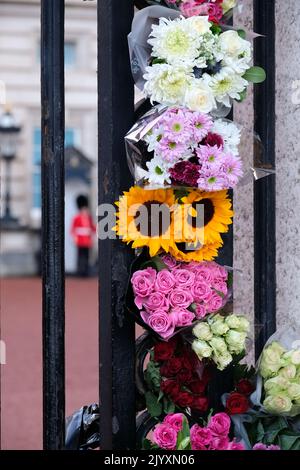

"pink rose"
[191,281,212,303]
[169,288,193,309]
[210,435,230,450]
[227,440,245,451]
[205,291,223,313]
[253,443,281,451]
[141,310,175,340]
[131,267,156,309]
[163,413,184,432]
[192,265,214,283]
[153,423,177,450]
[170,308,195,327]
[195,304,207,319]
[212,280,228,296]
[155,269,176,294]
[143,292,169,312]
[180,2,207,17]
[190,424,213,450]
[161,254,178,270]
[208,412,231,436]
[211,263,228,281]
[173,269,196,288]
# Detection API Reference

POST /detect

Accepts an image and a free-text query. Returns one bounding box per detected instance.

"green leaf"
[237,88,247,102]
[243,66,266,84]
[210,23,222,36]
[237,29,247,39]
[142,438,153,450]
[278,434,300,450]
[227,271,233,288]
[152,57,167,65]
[151,256,168,272]
[256,420,265,443]
[176,416,190,450]
[145,360,161,392]
[145,391,163,418]
[178,437,191,450]
[163,397,176,415]
[158,389,164,402]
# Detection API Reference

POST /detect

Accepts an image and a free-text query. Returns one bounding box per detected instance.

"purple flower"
[173,268,196,288]
[189,112,213,142]
[253,443,281,451]
[170,307,195,327]
[197,145,224,167]
[197,172,228,191]
[155,269,176,294]
[163,109,191,144]
[222,153,243,187]
[141,310,175,340]
[131,267,156,309]
[169,288,194,309]
[160,254,178,270]
[157,137,188,163]
[143,292,169,312]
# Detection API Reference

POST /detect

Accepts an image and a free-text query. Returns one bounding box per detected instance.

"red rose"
[153,338,177,362]
[226,392,249,415]
[191,396,209,412]
[160,357,182,377]
[236,379,254,396]
[161,379,180,397]
[176,368,194,385]
[181,349,199,371]
[189,380,206,395]
[174,391,194,408]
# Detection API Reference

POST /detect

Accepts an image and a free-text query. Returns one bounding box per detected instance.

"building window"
[36,41,77,67]
[32,127,77,208]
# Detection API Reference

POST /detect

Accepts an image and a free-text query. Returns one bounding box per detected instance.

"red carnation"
[170,161,200,188]
[161,379,180,397]
[192,396,209,412]
[236,379,254,396]
[207,3,223,22]
[174,391,194,408]
[153,338,177,362]
[226,392,249,415]
[160,357,182,377]
[203,132,224,149]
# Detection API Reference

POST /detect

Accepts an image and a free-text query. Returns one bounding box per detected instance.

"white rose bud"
[219,30,251,58]
[192,339,213,359]
[225,330,247,354]
[264,376,289,395]
[278,364,297,380]
[214,351,233,371]
[187,16,211,35]
[225,314,241,330]
[263,394,293,414]
[193,322,213,341]
[210,336,228,355]
[287,383,300,401]
[210,315,229,336]
[184,81,215,114]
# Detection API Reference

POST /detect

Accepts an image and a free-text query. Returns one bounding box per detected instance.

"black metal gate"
[39,0,275,450]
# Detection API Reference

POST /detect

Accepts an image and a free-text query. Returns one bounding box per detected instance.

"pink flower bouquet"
[128,252,231,340]
[150,412,245,450]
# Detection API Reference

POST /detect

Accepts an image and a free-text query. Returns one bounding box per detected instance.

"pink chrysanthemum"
[197,145,224,168]
[222,154,243,186]
[197,171,227,191]
[189,112,213,143]
[157,138,188,163]
[163,109,192,144]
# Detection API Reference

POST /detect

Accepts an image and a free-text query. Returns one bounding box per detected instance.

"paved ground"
[0,277,99,450]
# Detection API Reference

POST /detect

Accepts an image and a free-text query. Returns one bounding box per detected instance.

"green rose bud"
[278,364,297,380]
[193,322,213,341]
[210,315,229,336]
[224,314,241,330]
[263,394,292,414]
[210,336,228,355]
[225,330,247,354]
[214,350,233,371]
[236,316,250,333]
[192,339,213,359]
[264,376,289,395]
[287,383,300,401]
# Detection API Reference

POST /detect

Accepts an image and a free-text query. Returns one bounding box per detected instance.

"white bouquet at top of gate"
[128,7,266,115]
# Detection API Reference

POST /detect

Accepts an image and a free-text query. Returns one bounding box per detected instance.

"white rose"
[222,0,237,14]
[278,365,297,380]
[287,383,300,401]
[210,315,229,336]
[210,336,228,355]
[187,16,211,35]
[192,339,213,358]
[214,351,233,371]
[219,30,251,58]
[225,330,247,354]
[184,80,215,113]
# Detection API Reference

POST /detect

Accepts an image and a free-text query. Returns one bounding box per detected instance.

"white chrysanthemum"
[144,63,192,106]
[204,68,248,107]
[144,125,164,152]
[212,119,241,155]
[148,17,201,67]
[184,79,216,113]
[195,31,221,68]
[143,155,172,186]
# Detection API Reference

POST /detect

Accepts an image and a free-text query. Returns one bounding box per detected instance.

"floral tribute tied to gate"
[114,0,300,451]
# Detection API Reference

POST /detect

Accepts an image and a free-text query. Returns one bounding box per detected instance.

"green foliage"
[243,66,266,84]
[176,416,191,450]
[141,256,167,272]
[145,360,161,392]
[237,29,246,39]
[210,23,222,36]
[145,391,163,417]
[151,57,167,65]
[244,414,300,450]
[163,397,176,415]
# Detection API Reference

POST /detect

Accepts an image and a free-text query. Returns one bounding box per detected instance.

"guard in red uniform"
[71,195,96,277]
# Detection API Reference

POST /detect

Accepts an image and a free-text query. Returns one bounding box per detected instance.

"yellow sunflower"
[169,189,233,262]
[115,186,176,257]
[169,239,223,262]
[174,190,233,245]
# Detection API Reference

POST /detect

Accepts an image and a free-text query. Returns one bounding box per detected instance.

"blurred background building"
[0,0,98,275]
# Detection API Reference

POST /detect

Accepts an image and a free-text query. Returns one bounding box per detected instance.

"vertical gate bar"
[254,0,276,360]
[41,0,65,449]
[98,0,135,450]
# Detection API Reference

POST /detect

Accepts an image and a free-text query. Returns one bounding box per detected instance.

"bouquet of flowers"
[191,313,250,370]
[144,336,211,414]
[149,412,245,450]
[129,9,265,113]
[126,105,242,190]
[129,254,231,339]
